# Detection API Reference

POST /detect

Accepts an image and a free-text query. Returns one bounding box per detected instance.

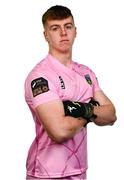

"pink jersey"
[25,54,101,179]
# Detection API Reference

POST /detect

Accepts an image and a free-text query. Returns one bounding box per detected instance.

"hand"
[63,100,94,119]
[89,98,100,106]
[63,98,100,125]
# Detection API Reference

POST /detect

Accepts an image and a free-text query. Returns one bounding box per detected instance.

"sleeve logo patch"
[31,77,49,97]
[85,74,92,85]
[59,76,65,89]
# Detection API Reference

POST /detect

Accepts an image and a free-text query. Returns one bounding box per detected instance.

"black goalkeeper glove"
[89,98,100,106]
[63,98,100,122]
[63,101,94,119]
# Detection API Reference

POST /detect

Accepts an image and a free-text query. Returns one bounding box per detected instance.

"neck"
[49,50,72,66]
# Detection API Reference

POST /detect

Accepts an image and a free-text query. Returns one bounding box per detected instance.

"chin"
[60,49,70,53]
[59,46,70,53]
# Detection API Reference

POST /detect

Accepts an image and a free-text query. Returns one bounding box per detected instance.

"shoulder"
[24,57,59,94]
[73,61,96,75]
[25,57,54,84]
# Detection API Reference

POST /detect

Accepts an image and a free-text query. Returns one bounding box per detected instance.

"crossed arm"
[93,90,116,126]
[35,90,116,143]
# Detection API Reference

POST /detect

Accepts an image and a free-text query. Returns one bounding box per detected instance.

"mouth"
[60,39,69,42]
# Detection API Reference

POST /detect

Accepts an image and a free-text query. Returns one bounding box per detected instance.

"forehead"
[45,16,74,27]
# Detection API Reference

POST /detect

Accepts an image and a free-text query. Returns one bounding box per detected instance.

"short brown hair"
[42,5,74,27]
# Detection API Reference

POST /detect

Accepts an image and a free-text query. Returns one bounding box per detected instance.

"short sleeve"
[25,75,60,109]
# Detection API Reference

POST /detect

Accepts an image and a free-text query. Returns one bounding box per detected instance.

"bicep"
[35,100,64,134]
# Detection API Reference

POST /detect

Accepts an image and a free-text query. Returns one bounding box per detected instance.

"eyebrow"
[49,23,74,29]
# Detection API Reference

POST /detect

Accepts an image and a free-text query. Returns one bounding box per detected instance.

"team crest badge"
[85,74,92,85]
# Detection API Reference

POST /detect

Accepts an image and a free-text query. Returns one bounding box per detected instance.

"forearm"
[93,104,116,126]
[63,116,87,135]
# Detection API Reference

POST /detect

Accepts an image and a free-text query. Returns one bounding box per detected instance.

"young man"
[25,5,116,180]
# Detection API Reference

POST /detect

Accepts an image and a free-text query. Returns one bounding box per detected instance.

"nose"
[60,27,67,36]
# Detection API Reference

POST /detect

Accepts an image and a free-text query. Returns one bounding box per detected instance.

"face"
[44,16,77,54]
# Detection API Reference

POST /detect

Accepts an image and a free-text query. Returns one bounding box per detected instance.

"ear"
[43,31,49,42]
[75,27,77,38]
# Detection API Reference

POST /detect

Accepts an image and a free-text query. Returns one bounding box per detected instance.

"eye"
[51,26,58,31]
[65,24,73,29]
[52,27,57,31]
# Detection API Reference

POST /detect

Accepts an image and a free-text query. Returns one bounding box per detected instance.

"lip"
[60,39,69,42]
